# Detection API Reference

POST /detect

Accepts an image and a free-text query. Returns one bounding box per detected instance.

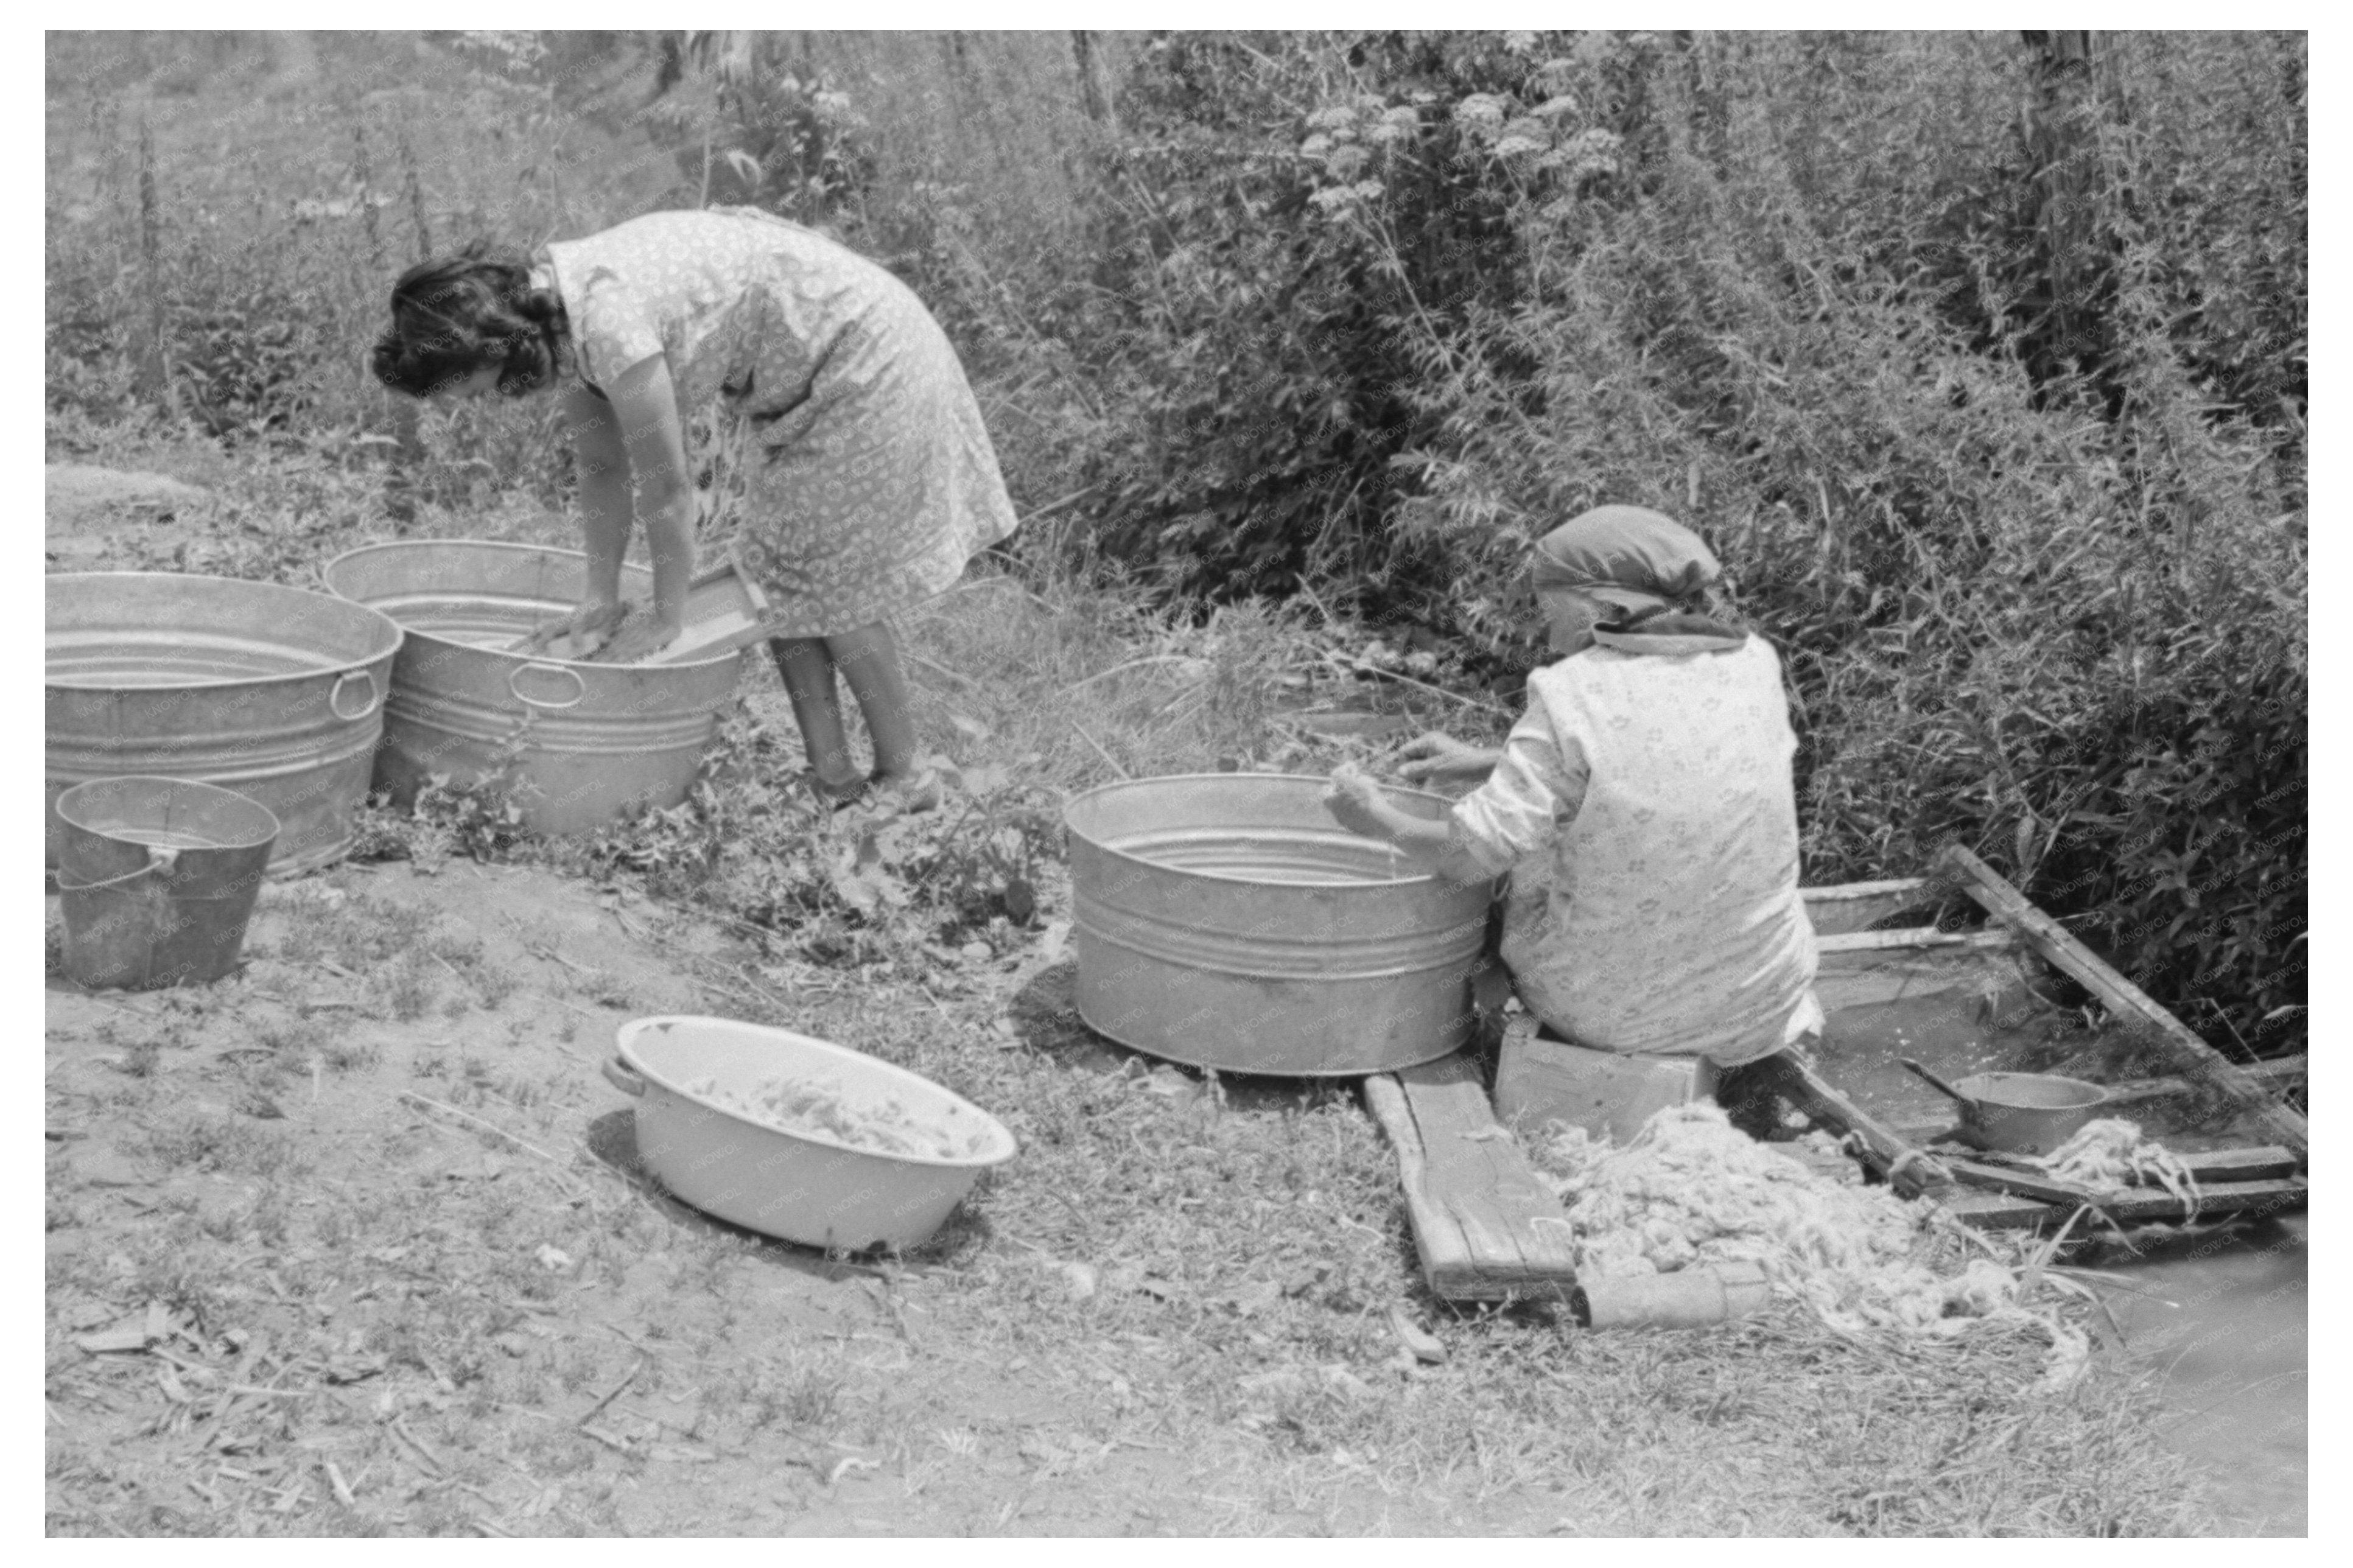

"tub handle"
[328,669,380,723]
[510,662,589,712]
[55,845,178,892]
[601,1055,648,1097]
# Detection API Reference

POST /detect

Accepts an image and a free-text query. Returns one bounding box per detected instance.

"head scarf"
[1531,505,1720,616]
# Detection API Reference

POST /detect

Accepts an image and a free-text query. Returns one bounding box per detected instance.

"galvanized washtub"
[1063,774,1495,1076]
[46,573,404,875]
[320,541,744,837]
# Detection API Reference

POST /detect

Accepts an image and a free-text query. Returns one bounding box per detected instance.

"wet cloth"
[1450,631,1820,1067]
[541,208,1019,637]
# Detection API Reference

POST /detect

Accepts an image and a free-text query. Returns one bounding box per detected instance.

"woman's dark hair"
[370,241,568,399]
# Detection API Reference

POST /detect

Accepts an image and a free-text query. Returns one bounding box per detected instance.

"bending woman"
[1324,505,1822,1071]
[370,207,1020,810]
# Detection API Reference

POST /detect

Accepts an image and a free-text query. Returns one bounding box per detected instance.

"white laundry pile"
[1536,1102,2089,1389]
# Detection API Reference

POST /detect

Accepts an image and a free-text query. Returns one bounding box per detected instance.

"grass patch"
[144,1110,294,1177]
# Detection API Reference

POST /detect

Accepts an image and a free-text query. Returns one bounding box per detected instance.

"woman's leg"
[768,637,863,796]
[824,621,921,785]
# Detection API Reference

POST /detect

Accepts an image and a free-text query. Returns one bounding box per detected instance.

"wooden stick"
[1068,721,1131,780]
[907,651,984,691]
[1320,652,1513,718]
[577,1359,643,1429]
[1933,845,2307,1161]
[396,1091,580,1195]
[1058,653,1202,695]
[1753,1054,1952,1197]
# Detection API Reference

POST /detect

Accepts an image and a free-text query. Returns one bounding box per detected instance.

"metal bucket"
[46,573,402,875]
[1062,774,1496,1076]
[320,542,745,837]
[54,776,279,990]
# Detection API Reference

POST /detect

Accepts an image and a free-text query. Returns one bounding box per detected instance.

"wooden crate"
[1491,1021,1717,1144]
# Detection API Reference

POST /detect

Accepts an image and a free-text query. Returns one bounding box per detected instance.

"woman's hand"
[591,604,684,665]
[521,595,627,660]
[1323,760,1393,839]
[1395,730,1498,784]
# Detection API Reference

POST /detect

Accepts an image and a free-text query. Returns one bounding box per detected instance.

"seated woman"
[1324,504,1821,1072]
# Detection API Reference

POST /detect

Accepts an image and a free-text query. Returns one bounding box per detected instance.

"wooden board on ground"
[1802,878,1935,936]
[1362,1054,1580,1304]
[1812,925,2038,1014]
[1935,1176,2308,1233]
[1934,845,2308,1161]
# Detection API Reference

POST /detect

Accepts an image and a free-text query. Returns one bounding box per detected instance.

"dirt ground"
[45,856,1587,1538]
[43,466,2232,1540]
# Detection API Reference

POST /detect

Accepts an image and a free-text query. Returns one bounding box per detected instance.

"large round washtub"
[1062,773,1496,1076]
[46,572,405,875]
[321,541,745,838]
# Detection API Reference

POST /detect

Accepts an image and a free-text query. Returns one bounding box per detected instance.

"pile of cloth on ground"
[1535,1102,2089,1390]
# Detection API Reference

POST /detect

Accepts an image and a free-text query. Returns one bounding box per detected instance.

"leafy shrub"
[42,29,2304,1052]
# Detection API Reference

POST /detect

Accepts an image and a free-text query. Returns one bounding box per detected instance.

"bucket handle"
[510,661,589,712]
[328,668,380,723]
[55,845,179,893]
[601,1055,648,1097]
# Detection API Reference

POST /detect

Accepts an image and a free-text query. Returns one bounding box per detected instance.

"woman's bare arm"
[561,382,634,617]
[601,355,698,656]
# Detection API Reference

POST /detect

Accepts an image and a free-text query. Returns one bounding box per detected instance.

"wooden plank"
[1361,1074,1470,1290]
[2101,1056,2306,1105]
[1744,1053,1952,1198]
[1940,1154,2120,1206]
[1802,879,1934,936]
[1934,845,2307,1161]
[1814,925,2016,956]
[1403,1056,1582,1298]
[1362,1055,1580,1303]
[1938,1176,2308,1232]
[1951,1143,2302,1186]
[1814,924,2039,1013]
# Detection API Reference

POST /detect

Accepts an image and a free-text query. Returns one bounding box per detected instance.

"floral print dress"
[541,208,1019,637]
[1447,634,1822,1067]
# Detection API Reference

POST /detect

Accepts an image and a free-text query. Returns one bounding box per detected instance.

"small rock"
[959,940,993,962]
[534,1244,573,1273]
